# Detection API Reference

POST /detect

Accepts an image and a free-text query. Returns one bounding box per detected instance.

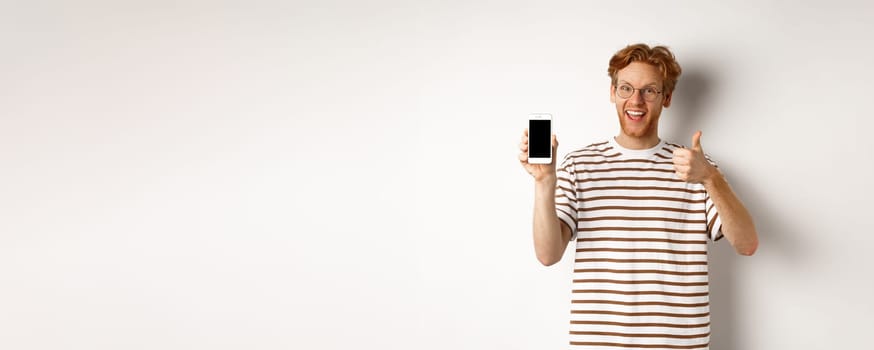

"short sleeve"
[703,154,723,241]
[555,155,579,240]
[704,193,723,241]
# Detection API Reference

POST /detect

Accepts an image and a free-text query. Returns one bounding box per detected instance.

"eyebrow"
[618,80,661,88]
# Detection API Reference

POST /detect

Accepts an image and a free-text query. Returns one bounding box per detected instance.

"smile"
[626,110,645,121]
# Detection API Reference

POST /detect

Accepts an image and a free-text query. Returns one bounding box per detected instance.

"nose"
[629,89,646,104]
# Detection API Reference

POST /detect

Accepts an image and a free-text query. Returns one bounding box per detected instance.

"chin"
[619,122,651,138]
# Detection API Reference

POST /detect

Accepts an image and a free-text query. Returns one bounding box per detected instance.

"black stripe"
[581,206,701,214]
[570,309,710,317]
[579,185,705,194]
[578,226,706,234]
[573,279,708,287]
[573,158,675,165]
[569,330,711,339]
[577,237,707,245]
[572,289,709,297]
[573,268,708,276]
[574,258,708,266]
[584,195,705,204]
[569,341,709,349]
[571,320,710,328]
[577,167,676,174]
[578,176,684,183]
[578,216,706,224]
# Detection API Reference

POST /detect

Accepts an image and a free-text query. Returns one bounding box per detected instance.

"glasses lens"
[617,85,633,99]
[643,89,656,101]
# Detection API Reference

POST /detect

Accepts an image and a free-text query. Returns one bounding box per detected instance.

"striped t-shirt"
[555,138,723,350]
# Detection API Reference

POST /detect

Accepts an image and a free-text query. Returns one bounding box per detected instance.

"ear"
[609,84,616,104]
[663,92,672,108]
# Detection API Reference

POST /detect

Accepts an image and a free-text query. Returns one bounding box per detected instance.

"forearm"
[703,171,759,255]
[533,177,569,265]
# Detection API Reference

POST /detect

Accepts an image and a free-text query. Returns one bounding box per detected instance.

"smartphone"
[527,113,552,164]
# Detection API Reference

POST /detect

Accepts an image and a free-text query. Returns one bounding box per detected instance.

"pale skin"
[672,131,759,256]
[518,62,759,266]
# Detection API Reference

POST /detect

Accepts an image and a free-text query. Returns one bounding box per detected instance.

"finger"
[672,148,690,159]
[692,131,703,152]
[524,128,528,137]
[518,152,528,162]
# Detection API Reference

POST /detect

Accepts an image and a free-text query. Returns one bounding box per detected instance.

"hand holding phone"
[527,113,552,164]
[519,113,557,181]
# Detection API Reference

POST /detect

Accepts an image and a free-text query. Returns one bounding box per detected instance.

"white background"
[1,1,872,349]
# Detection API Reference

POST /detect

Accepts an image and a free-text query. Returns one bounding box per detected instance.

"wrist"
[701,167,723,188]
[534,177,557,202]
[534,175,557,188]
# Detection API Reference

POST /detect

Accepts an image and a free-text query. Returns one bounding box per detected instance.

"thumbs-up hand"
[672,131,717,184]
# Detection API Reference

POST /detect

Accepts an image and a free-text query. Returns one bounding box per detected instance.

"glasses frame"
[614,83,664,102]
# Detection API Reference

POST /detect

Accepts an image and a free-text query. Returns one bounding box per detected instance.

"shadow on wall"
[668,65,737,350]
[708,168,805,350]
[668,64,805,350]
[664,66,711,143]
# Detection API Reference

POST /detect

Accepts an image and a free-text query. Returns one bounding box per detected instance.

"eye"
[619,85,633,93]
[643,88,661,97]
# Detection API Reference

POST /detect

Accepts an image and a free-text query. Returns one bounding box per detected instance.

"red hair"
[608,43,682,95]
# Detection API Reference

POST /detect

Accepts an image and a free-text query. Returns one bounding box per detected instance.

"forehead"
[616,62,664,87]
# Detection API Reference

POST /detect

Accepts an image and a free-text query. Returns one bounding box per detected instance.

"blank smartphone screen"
[529,119,551,158]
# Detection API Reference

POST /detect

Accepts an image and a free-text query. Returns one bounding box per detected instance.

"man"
[517,43,758,349]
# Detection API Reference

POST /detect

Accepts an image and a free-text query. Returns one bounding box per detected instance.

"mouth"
[625,110,646,122]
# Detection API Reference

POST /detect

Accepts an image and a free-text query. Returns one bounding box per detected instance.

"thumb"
[691,131,703,152]
[551,134,559,162]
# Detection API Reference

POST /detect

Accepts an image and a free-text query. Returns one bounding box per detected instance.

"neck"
[615,133,660,150]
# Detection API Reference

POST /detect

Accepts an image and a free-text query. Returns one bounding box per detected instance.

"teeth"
[627,111,644,116]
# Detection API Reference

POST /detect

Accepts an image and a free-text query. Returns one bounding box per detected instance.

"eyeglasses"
[615,83,663,102]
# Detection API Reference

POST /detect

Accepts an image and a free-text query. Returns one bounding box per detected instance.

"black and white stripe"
[556,139,723,350]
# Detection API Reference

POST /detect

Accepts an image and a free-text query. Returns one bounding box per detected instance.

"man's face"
[610,61,672,140]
